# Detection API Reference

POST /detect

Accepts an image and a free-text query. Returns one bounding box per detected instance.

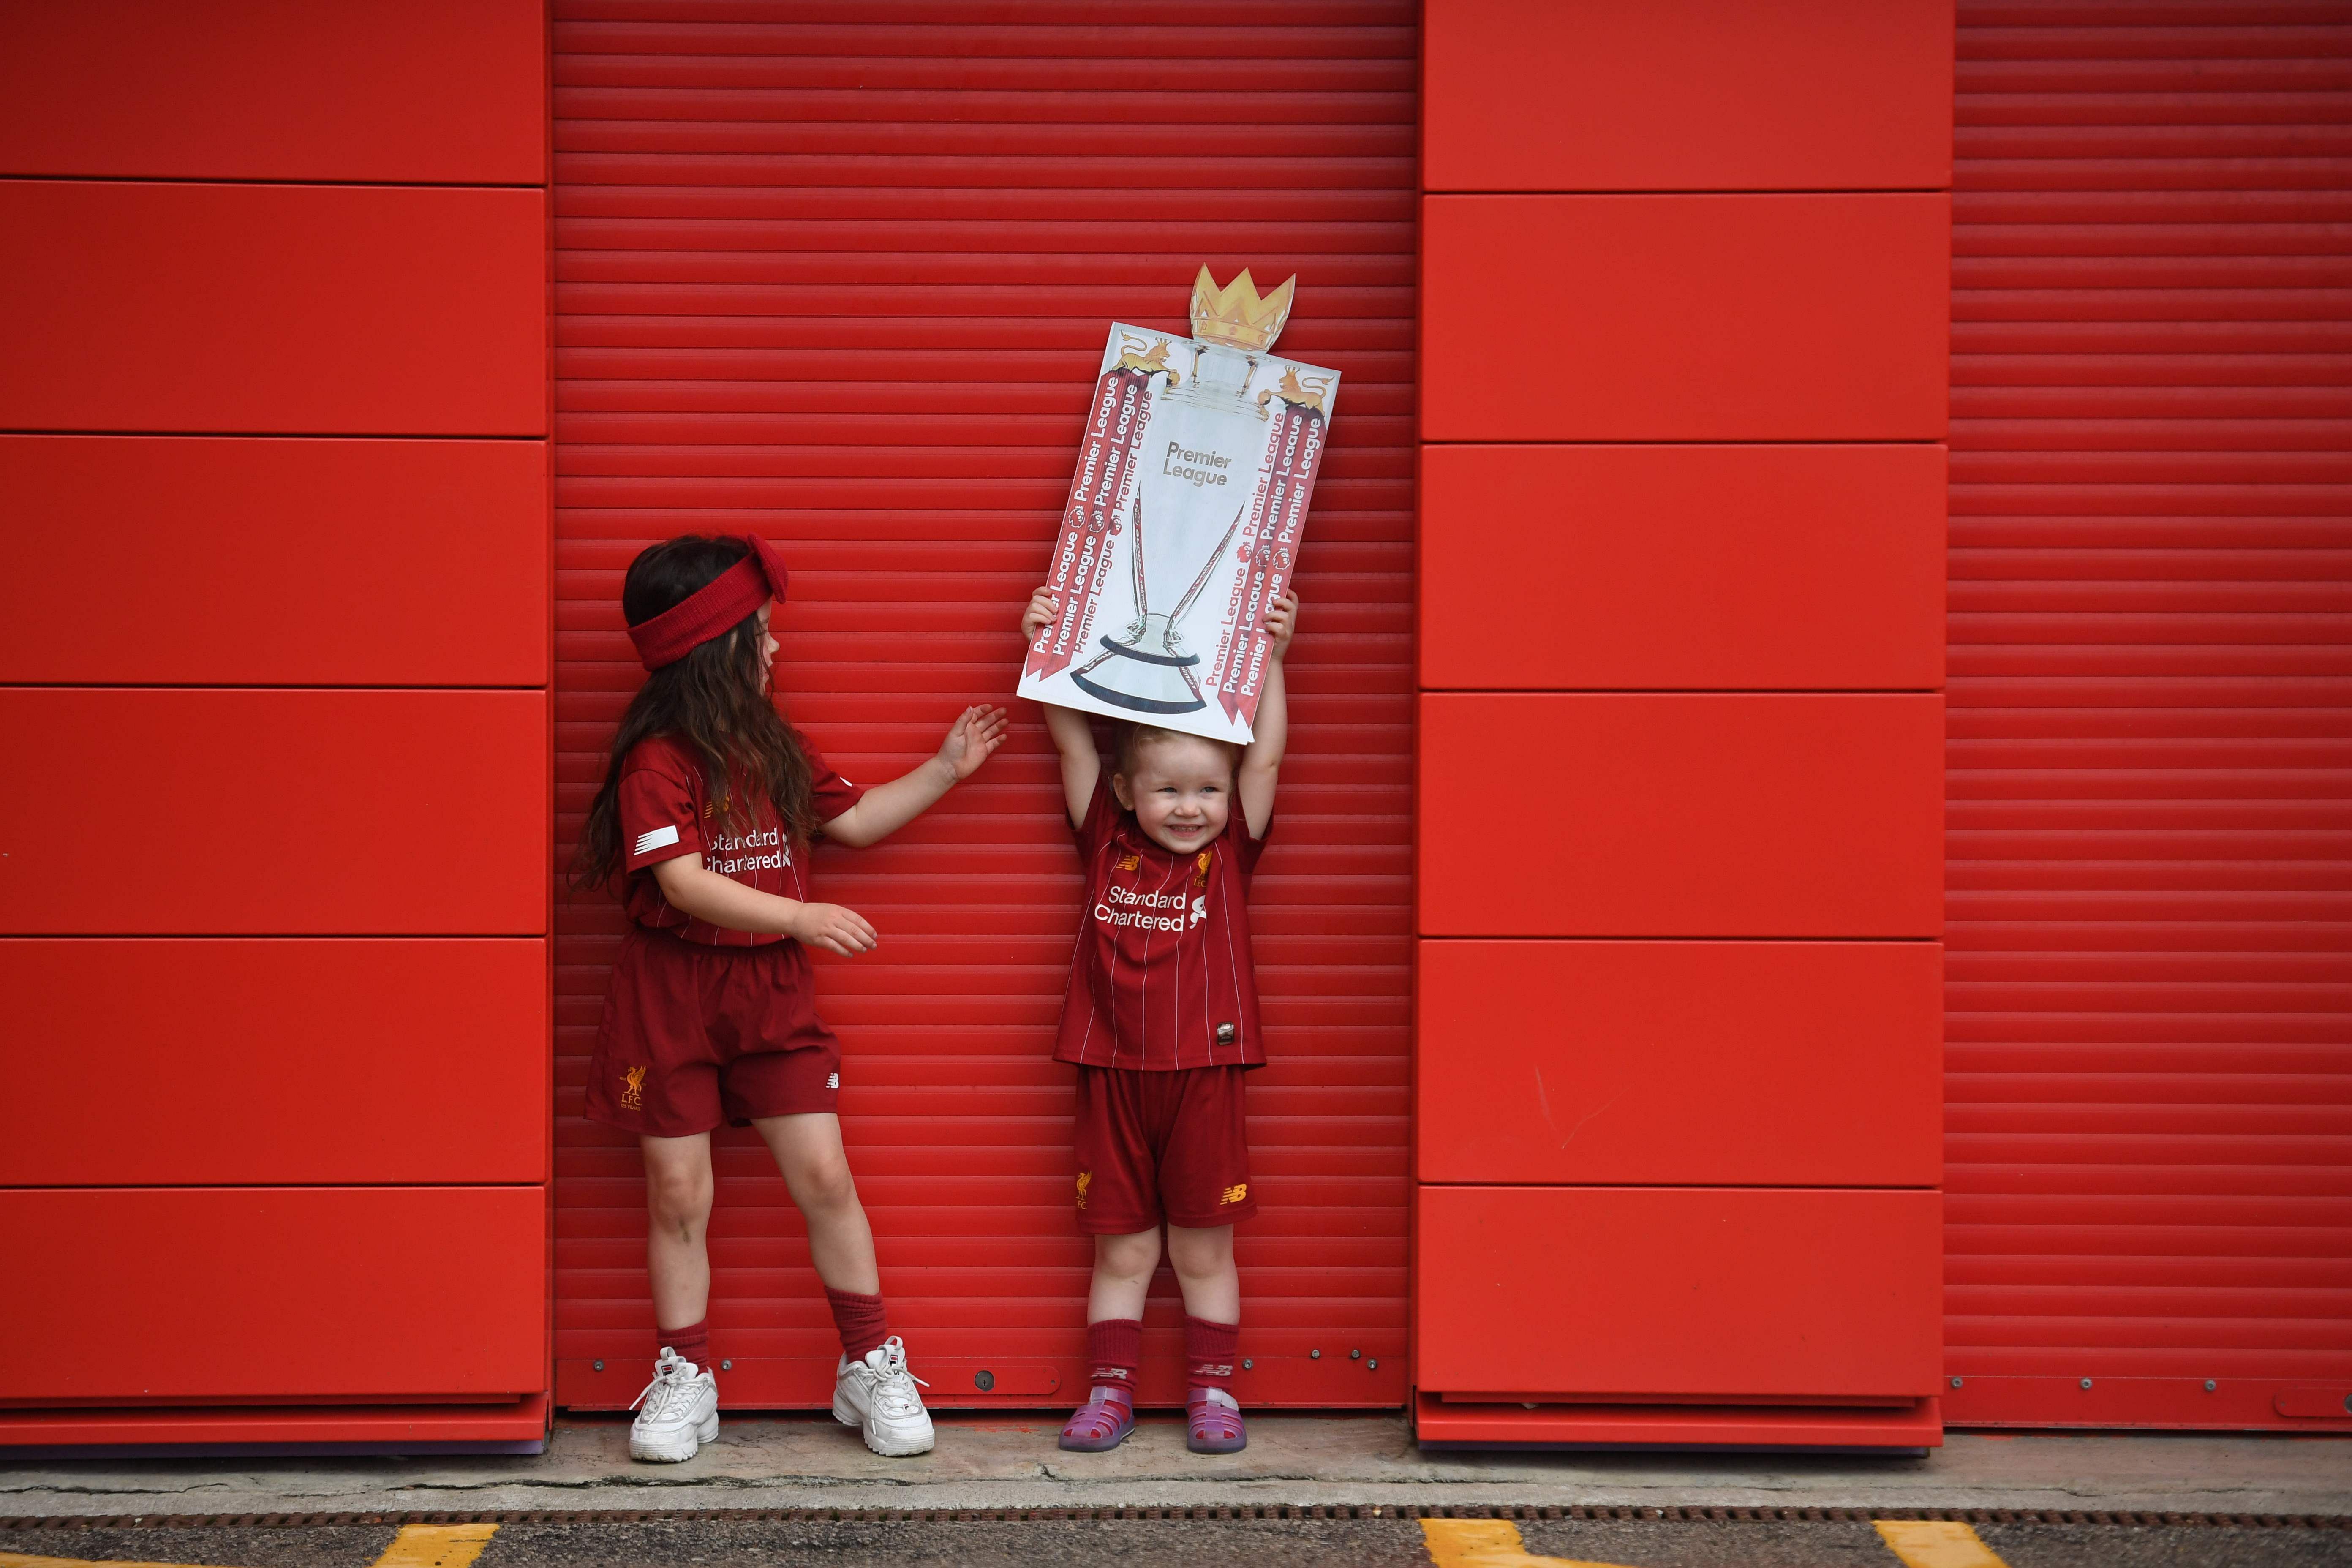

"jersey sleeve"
[799,736,869,833]
[1231,795,1270,882]
[1073,772,1121,857]
[618,744,708,872]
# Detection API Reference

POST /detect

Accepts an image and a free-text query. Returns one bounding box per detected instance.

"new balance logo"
[827,1072,840,1090]
[1220,1183,1248,1206]
[633,824,681,856]
[1117,853,1141,871]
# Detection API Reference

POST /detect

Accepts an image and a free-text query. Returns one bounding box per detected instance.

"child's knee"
[646,1163,713,1227]
[1094,1228,1160,1281]
[1165,1225,1233,1279]
[790,1149,860,1213]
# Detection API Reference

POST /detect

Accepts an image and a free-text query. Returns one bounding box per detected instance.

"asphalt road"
[5,1514,2348,1568]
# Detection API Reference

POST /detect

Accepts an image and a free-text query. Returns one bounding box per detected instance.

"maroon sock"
[1085,1318,1143,1398]
[1185,1315,1239,1393]
[825,1287,891,1361]
[659,1318,710,1369]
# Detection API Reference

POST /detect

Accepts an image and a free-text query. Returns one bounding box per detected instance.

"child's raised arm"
[1023,586,1102,828]
[821,705,1008,848]
[1236,589,1297,840]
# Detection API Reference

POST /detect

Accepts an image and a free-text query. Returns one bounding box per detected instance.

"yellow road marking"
[0,1520,497,1568]
[369,1524,499,1568]
[1875,1519,2010,1568]
[1418,1517,1637,1568]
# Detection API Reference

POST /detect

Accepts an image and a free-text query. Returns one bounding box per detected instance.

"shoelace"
[865,1337,930,1418]
[631,1355,700,1423]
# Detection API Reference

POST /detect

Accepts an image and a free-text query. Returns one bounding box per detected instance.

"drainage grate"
[1,1505,2344,1530]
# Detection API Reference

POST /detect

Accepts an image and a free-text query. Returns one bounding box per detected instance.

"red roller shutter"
[1947,2,2352,1429]
[550,2,1414,1409]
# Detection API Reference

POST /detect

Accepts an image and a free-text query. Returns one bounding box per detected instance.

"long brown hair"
[570,536,818,892]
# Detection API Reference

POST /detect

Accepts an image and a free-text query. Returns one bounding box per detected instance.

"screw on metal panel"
[1310,1349,1321,1359]
[721,1359,732,1371]
[2081,1379,2094,1390]
[593,1360,604,1372]
[1369,1359,1379,1370]
[2206,1380,2217,1392]
[975,1369,996,1391]
[1951,1377,1963,1389]
[1351,1348,1362,1360]
[1241,1359,1252,1370]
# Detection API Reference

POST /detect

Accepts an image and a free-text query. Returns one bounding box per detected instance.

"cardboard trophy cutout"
[1019,268,1339,744]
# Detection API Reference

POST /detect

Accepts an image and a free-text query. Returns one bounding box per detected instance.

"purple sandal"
[1186,1386,1247,1454]
[1058,1385,1135,1452]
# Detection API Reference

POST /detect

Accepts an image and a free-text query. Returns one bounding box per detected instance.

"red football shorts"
[1071,1064,1257,1234]
[585,926,841,1138]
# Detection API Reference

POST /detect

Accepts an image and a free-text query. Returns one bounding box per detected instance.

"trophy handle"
[1128,494,1151,618]
[1166,504,1247,632]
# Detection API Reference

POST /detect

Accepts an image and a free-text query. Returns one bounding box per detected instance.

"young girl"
[1019,583,1298,1456]
[574,534,1006,1463]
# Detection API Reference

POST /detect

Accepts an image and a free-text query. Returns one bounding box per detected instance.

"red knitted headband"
[625,535,792,670]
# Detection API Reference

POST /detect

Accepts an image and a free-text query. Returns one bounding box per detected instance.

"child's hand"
[1263,588,1301,660]
[1021,586,1059,642]
[936,703,1010,781]
[792,901,878,956]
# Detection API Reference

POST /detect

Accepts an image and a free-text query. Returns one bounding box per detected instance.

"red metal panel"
[0,436,547,686]
[551,2,1415,1407]
[1419,694,1944,938]
[1415,1186,1944,1399]
[0,0,544,183]
[1414,1394,1943,1449]
[0,180,545,436]
[0,1187,545,1402]
[0,690,547,935]
[1424,0,1952,193]
[0,1396,550,1449]
[1417,941,1942,1187]
[1945,3,2352,1429]
[1421,444,1946,691]
[0,939,547,1186]
[1422,193,1949,442]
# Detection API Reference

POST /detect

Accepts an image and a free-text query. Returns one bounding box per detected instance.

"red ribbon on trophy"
[1208,393,1325,722]
[1024,355,1160,683]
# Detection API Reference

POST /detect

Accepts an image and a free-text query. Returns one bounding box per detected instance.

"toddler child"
[1019,583,1298,1455]
[575,533,1006,1462]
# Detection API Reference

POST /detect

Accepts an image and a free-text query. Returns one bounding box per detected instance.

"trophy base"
[1070,635,1207,716]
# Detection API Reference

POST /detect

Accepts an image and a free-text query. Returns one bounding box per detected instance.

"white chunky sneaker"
[832,1336,935,1456]
[629,1348,718,1463]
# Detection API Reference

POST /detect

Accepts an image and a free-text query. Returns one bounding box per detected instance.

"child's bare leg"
[754,1112,880,1293]
[641,1133,717,1333]
[1165,1223,1239,1322]
[1087,1227,1162,1322]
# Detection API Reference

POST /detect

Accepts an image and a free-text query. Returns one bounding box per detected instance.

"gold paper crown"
[1190,266,1296,352]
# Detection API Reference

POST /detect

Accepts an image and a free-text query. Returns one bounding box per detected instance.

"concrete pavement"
[3,1416,2347,1521]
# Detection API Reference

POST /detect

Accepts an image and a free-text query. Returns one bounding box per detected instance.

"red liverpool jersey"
[617,734,866,948]
[1054,775,1269,1071]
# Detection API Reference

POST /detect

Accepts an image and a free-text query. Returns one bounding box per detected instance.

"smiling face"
[1112,730,1237,855]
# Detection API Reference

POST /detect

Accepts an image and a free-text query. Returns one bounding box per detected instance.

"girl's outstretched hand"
[792,901,878,956]
[1021,585,1059,642]
[1263,588,1301,659]
[936,703,1010,781]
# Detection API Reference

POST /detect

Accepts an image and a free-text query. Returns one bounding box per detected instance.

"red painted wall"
[1415,0,1952,1448]
[0,0,552,1447]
